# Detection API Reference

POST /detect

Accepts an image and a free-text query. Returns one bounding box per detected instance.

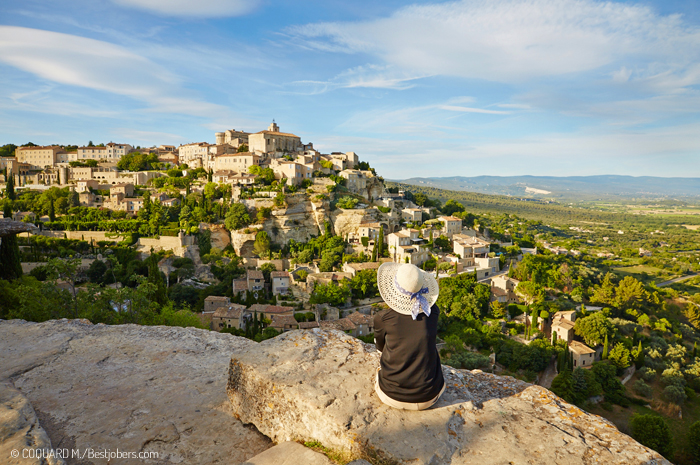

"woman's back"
[374,305,444,403]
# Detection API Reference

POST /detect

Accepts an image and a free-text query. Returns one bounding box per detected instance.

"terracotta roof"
[346,312,372,325]
[439,216,462,221]
[270,271,290,278]
[248,304,269,313]
[319,319,356,332]
[270,315,299,329]
[205,295,230,302]
[247,270,264,280]
[213,304,247,319]
[344,262,380,271]
[298,321,320,329]
[255,130,300,138]
[569,341,596,354]
[552,319,575,331]
[233,279,248,291]
[264,305,295,314]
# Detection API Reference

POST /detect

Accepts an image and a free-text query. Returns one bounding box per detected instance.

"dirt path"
[537,356,558,389]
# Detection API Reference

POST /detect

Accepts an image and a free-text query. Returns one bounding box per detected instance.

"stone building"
[215,129,250,148]
[569,341,597,368]
[438,216,462,237]
[204,295,231,313]
[15,145,65,170]
[248,122,302,154]
[270,271,291,296]
[213,153,260,173]
[387,229,429,266]
[212,304,249,331]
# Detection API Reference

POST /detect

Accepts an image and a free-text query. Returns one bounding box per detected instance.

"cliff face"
[0,320,671,465]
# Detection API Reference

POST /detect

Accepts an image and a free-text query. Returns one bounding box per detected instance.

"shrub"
[632,380,652,398]
[663,385,687,405]
[629,414,673,458]
[443,351,490,370]
[639,366,656,382]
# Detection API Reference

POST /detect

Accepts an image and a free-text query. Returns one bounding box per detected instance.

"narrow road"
[537,356,557,389]
[657,273,699,287]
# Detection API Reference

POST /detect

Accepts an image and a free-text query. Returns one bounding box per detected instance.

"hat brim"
[377,263,440,316]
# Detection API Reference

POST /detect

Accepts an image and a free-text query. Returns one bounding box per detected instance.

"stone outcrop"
[227,330,671,465]
[0,320,671,465]
[206,223,232,250]
[0,319,272,465]
[1,382,64,465]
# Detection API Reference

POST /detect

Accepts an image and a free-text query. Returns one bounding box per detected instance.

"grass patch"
[300,440,400,465]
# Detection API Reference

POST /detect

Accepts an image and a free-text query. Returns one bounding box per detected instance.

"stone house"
[490,275,520,304]
[269,315,299,332]
[204,295,231,313]
[247,270,265,292]
[387,229,429,266]
[212,304,249,331]
[551,317,575,343]
[401,208,423,224]
[341,261,381,277]
[270,271,291,296]
[232,279,248,297]
[569,341,597,368]
[248,304,295,321]
[346,312,374,337]
[438,216,462,237]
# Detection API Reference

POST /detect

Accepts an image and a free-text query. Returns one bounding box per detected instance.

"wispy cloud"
[288,64,431,95]
[0,26,228,118]
[288,0,700,83]
[110,0,259,18]
[439,105,511,115]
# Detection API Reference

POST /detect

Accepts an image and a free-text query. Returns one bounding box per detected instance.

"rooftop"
[569,341,596,354]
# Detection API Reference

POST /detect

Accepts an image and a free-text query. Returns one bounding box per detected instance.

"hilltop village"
[0,121,516,334]
[2,122,700,463]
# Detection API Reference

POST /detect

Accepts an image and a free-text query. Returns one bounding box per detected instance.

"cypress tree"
[48,199,55,222]
[0,202,22,281]
[147,251,168,306]
[602,334,609,360]
[376,226,384,259]
[371,240,377,262]
[5,174,15,200]
[552,330,558,344]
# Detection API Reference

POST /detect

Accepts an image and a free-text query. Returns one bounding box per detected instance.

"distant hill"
[395,175,700,201]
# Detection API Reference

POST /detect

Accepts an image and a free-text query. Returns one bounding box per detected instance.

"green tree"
[349,269,379,298]
[629,414,673,458]
[260,262,276,283]
[574,312,614,347]
[550,370,574,403]
[225,203,250,231]
[608,343,631,370]
[147,252,168,306]
[602,334,609,360]
[376,226,384,258]
[688,421,700,464]
[515,281,545,305]
[632,379,653,398]
[254,231,271,259]
[5,173,16,200]
[490,300,507,319]
[0,232,23,281]
[663,385,687,405]
[309,281,350,307]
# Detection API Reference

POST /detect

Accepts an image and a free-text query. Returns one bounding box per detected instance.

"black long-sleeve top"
[373,305,444,403]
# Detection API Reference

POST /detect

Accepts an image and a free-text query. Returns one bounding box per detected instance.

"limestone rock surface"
[227,329,671,465]
[0,382,64,465]
[0,319,272,465]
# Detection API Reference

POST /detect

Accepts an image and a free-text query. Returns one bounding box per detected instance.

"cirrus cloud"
[288,0,700,83]
[111,0,259,18]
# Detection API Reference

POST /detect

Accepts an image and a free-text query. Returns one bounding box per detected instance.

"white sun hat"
[377,262,440,319]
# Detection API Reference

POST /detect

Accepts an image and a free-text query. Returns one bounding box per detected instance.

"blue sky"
[0,0,699,179]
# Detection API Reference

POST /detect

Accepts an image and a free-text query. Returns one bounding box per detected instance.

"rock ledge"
[227,329,671,465]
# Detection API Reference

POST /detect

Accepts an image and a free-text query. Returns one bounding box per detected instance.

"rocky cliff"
[227,330,672,465]
[0,320,671,465]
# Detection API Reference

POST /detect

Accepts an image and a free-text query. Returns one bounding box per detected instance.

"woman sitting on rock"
[374,263,445,410]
